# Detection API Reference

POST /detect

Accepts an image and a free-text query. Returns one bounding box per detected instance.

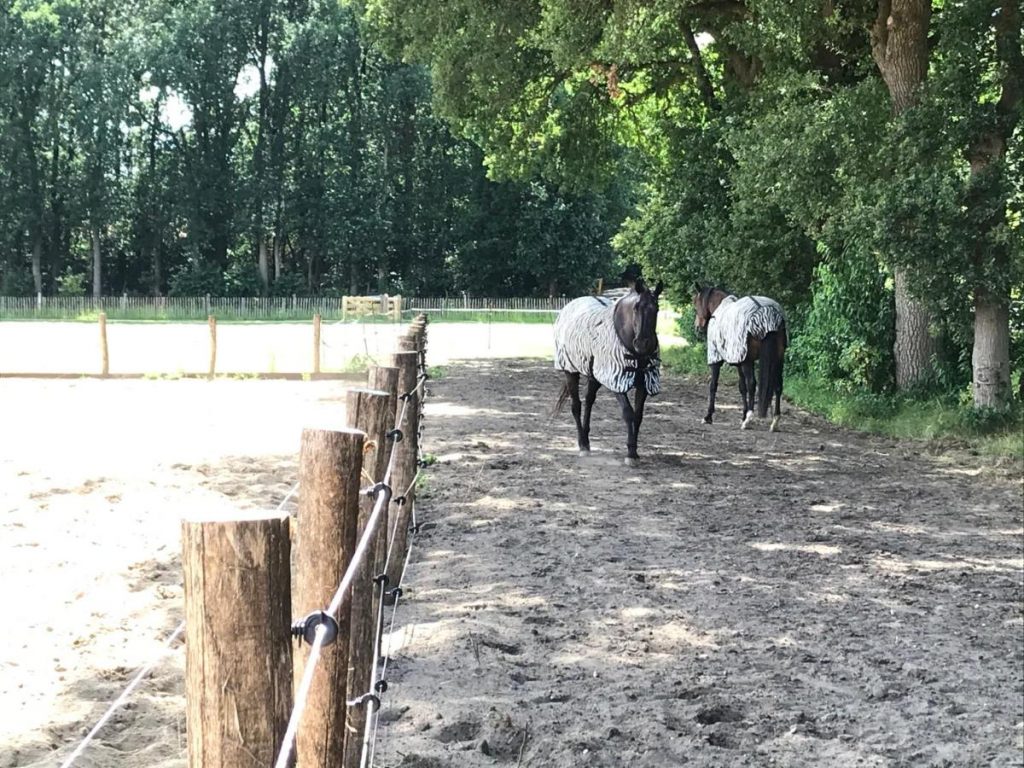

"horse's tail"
[552,379,571,420]
[758,327,785,418]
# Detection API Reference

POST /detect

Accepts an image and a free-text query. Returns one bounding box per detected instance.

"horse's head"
[692,284,726,334]
[614,279,662,357]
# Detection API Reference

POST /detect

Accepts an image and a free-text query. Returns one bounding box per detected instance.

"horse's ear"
[692,282,702,295]
[653,281,664,299]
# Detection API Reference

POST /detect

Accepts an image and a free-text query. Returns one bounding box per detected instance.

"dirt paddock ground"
[1,327,1022,766]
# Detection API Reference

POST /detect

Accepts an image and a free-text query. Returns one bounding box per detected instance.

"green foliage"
[789,255,895,393]
[660,343,711,379]
[56,269,87,297]
[663,342,1021,456]
[782,376,1023,457]
[0,0,623,299]
[340,353,373,373]
[168,263,226,297]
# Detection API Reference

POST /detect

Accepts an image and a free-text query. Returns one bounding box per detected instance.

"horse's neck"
[710,293,736,316]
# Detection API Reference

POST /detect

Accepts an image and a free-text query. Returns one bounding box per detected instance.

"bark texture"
[182,513,293,768]
[966,0,1021,408]
[871,0,936,389]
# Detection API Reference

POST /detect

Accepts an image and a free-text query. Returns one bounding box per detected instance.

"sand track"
[377,359,1023,767]
[1,357,1021,767]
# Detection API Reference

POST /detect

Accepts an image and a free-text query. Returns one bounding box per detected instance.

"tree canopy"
[364,0,1022,407]
[0,0,624,299]
[1,0,1021,407]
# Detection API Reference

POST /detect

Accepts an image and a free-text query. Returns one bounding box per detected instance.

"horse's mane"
[697,284,730,311]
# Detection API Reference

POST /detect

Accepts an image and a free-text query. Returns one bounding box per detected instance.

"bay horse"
[553,273,663,465]
[693,285,787,431]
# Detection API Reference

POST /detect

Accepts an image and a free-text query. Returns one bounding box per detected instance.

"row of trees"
[364,0,1022,409]
[0,0,623,299]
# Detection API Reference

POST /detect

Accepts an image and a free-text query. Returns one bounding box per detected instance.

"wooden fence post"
[384,351,420,593]
[182,511,293,768]
[98,312,109,377]
[366,366,400,581]
[208,315,217,379]
[294,427,364,768]
[343,388,393,766]
[312,313,322,375]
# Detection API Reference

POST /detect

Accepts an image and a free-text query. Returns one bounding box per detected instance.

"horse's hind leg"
[739,361,755,429]
[565,372,587,454]
[615,392,639,466]
[703,362,722,424]
[580,376,601,453]
[771,342,785,432]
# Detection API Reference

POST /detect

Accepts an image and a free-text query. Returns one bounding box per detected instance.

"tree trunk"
[31,232,43,296]
[972,293,1010,408]
[871,0,935,390]
[258,238,269,292]
[964,0,1021,409]
[273,235,283,282]
[892,268,934,389]
[91,225,102,299]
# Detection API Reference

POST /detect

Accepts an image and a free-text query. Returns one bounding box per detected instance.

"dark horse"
[693,285,787,431]
[553,272,662,465]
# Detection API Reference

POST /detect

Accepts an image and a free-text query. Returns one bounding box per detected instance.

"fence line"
[58,478,302,768]
[270,321,425,765]
[0,295,571,321]
[55,319,430,768]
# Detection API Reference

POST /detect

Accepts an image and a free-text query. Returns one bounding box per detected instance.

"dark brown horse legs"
[739,362,756,429]
[633,386,648,436]
[703,362,722,423]
[615,392,638,464]
[565,372,587,453]
[580,376,600,453]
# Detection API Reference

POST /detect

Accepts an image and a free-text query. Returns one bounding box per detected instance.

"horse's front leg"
[739,361,755,429]
[703,362,722,424]
[580,376,601,454]
[633,385,648,433]
[615,391,638,466]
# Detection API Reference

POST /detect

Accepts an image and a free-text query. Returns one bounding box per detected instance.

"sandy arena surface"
[1,322,1022,767]
[0,321,554,374]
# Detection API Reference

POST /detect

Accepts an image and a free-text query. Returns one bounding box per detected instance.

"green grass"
[427,365,446,380]
[408,310,559,324]
[339,353,374,374]
[0,308,558,324]
[661,345,1024,458]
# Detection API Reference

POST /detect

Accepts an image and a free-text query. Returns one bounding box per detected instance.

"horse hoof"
[769,418,780,433]
[624,457,638,467]
[741,411,753,430]
[702,416,712,425]
[579,449,591,457]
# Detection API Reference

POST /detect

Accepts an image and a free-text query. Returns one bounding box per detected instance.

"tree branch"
[683,25,720,110]
[870,0,893,74]
[995,0,1023,130]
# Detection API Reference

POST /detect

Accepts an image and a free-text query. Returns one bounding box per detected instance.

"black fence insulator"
[387,428,404,442]
[399,392,413,402]
[348,693,381,711]
[393,495,406,506]
[374,680,389,693]
[364,481,391,500]
[386,586,404,601]
[291,611,339,647]
[374,573,390,588]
